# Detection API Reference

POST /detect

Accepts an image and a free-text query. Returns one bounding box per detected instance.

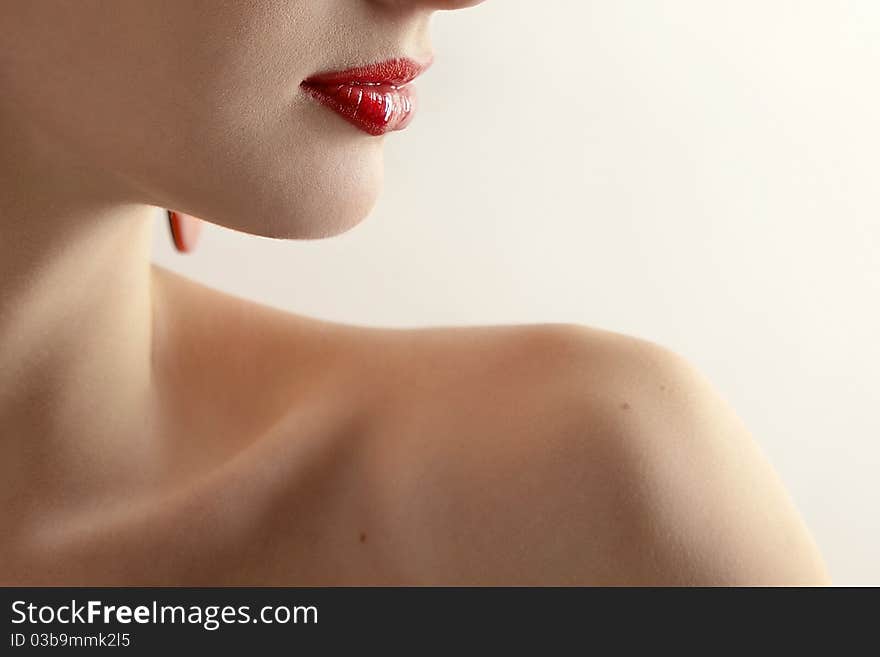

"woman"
[0,1,828,585]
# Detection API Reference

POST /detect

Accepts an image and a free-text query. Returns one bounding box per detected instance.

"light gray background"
[152,1,880,585]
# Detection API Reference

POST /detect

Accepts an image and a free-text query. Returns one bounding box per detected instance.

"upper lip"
[301,56,434,89]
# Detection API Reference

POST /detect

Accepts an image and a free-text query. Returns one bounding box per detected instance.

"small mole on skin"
[660,385,667,391]
[359,532,367,544]
[620,402,631,411]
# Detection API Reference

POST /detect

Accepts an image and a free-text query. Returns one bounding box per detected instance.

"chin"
[272,158,385,240]
[169,139,385,242]
[275,187,382,240]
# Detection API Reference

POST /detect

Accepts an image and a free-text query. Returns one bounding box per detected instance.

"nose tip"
[435,0,486,8]
[440,0,487,8]
[374,0,487,10]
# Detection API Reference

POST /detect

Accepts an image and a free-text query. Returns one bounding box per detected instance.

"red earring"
[167,210,203,253]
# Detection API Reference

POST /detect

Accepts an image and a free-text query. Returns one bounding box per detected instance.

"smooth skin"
[0,1,829,585]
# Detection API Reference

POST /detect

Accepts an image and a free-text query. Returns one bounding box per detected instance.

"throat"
[0,205,162,507]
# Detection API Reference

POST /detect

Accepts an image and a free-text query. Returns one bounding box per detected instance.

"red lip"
[301,57,432,136]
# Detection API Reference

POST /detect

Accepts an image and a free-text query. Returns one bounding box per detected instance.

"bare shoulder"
[363,322,831,585]
[148,268,828,585]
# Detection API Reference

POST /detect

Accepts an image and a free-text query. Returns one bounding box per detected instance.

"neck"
[0,104,160,506]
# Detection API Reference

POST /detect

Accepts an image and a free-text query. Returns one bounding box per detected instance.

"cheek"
[137,92,388,240]
[98,49,388,239]
[146,0,389,239]
[15,0,386,240]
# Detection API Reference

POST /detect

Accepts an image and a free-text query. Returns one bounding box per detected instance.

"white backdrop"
[152,1,880,585]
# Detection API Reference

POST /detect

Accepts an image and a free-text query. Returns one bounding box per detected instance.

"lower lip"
[301,81,418,136]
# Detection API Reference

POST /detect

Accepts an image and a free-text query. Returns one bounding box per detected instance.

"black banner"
[0,587,868,652]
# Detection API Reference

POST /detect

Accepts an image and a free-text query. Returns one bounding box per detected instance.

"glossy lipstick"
[301,58,432,136]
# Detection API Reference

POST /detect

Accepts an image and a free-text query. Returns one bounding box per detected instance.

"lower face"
[1,1,436,239]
